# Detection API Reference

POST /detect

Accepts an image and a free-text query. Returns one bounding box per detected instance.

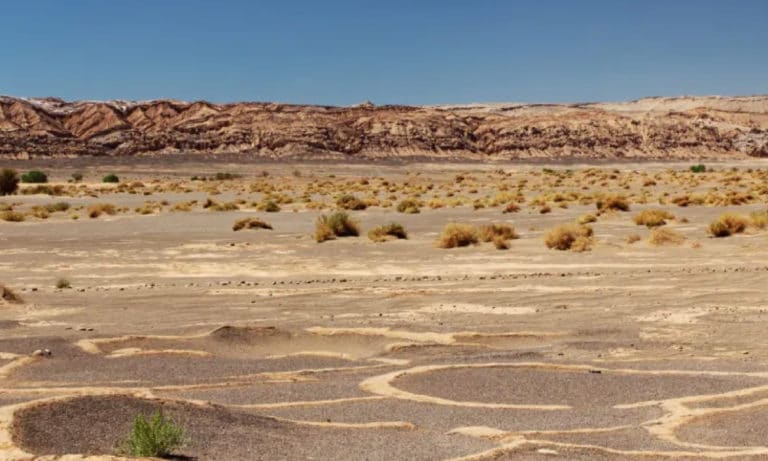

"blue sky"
[1,0,766,105]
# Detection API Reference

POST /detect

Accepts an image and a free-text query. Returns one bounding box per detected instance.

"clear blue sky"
[2,0,766,105]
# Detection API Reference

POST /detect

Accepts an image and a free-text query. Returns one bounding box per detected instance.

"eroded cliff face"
[1,95,766,160]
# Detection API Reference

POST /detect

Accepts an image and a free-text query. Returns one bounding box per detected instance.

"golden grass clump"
[749,210,768,229]
[578,214,597,224]
[708,213,749,237]
[633,209,675,227]
[648,227,686,245]
[232,217,273,231]
[1,284,23,303]
[626,233,642,244]
[596,194,630,213]
[87,203,117,218]
[1,210,25,222]
[437,223,480,249]
[336,194,367,210]
[479,224,519,242]
[396,198,421,214]
[315,211,360,243]
[502,202,520,213]
[368,223,408,242]
[544,223,593,252]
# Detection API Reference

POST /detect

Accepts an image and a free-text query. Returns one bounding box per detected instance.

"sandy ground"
[2,160,768,460]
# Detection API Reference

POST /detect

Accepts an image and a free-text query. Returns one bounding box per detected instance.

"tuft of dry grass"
[578,214,597,224]
[479,224,518,242]
[544,223,593,252]
[0,284,23,303]
[87,203,117,218]
[502,202,520,214]
[626,233,642,244]
[597,194,630,213]
[648,227,686,245]
[1,210,25,222]
[633,209,675,227]
[749,209,768,229]
[336,194,367,210]
[315,212,360,242]
[708,213,749,238]
[368,223,408,242]
[232,217,273,231]
[437,223,479,249]
[396,198,421,214]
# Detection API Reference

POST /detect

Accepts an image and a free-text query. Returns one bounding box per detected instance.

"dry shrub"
[87,203,117,218]
[578,214,597,224]
[544,223,593,252]
[649,228,686,245]
[315,212,359,242]
[626,233,642,244]
[708,213,749,238]
[1,284,23,303]
[1,211,25,222]
[502,202,520,213]
[539,205,552,214]
[750,210,768,229]
[257,200,281,212]
[492,236,510,250]
[396,198,421,214]
[232,217,272,231]
[437,223,479,248]
[368,223,408,242]
[633,209,675,227]
[336,194,367,210]
[596,194,630,212]
[479,224,518,242]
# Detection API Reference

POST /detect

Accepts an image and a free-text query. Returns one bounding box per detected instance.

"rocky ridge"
[1,95,767,160]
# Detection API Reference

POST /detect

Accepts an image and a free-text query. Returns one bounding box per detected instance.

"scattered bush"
[336,194,367,210]
[315,212,360,242]
[0,169,19,195]
[544,223,593,251]
[578,214,597,224]
[708,213,749,237]
[71,172,84,182]
[626,233,642,244]
[87,203,117,218]
[232,217,273,231]
[502,202,520,213]
[690,164,706,173]
[102,174,120,183]
[1,211,25,222]
[20,170,48,183]
[214,172,240,180]
[479,224,518,242]
[55,278,71,289]
[437,223,479,248]
[368,223,408,242]
[118,409,187,458]
[749,210,768,229]
[257,200,281,212]
[0,284,23,303]
[633,209,675,227]
[396,198,421,214]
[648,228,686,245]
[596,194,630,212]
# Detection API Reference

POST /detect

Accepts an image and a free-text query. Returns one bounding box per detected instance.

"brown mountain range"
[1,95,767,161]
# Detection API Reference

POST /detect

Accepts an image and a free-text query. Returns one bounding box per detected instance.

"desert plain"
[2,158,768,460]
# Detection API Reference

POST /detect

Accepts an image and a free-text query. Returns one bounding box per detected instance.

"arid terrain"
[1,95,768,160]
[2,159,768,460]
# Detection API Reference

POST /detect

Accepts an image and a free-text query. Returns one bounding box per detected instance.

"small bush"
[578,214,597,224]
[119,409,186,458]
[708,213,749,237]
[71,172,84,182]
[690,164,706,173]
[88,203,117,218]
[749,210,768,229]
[596,194,630,213]
[1,211,25,222]
[232,217,273,231]
[437,223,479,249]
[633,209,675,227]
[55,278,71,289]
[502,202,520,214]
[396,198,421,214]
[649,228,686,245]
[544,223,593,251]
[336,194,367,210]
[258,200,281,212]
[368,223,408,242]
[626,233,642,244]
[1,284,23,303]
[102,174,120,183]
[0,169,20,195]
[315,212,360,242]
[20,170,48,183]
[479,224,518,242]
[214,172,240,180]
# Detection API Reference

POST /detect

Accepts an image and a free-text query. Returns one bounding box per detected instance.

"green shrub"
[315,212,359,242]
[102,174,120,183]
[690,164,706,173]
[0,169,19,195]
[368,223,408,242]
[21,170,47,183]
[119,409,186,458]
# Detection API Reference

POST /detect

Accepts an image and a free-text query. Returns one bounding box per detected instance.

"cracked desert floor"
[2,159,768,460]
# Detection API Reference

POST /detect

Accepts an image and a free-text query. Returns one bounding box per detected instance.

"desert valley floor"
[2,160,768,460]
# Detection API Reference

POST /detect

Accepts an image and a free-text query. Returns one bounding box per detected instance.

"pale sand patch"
[635,308,710,324]
[417,303,536,316]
